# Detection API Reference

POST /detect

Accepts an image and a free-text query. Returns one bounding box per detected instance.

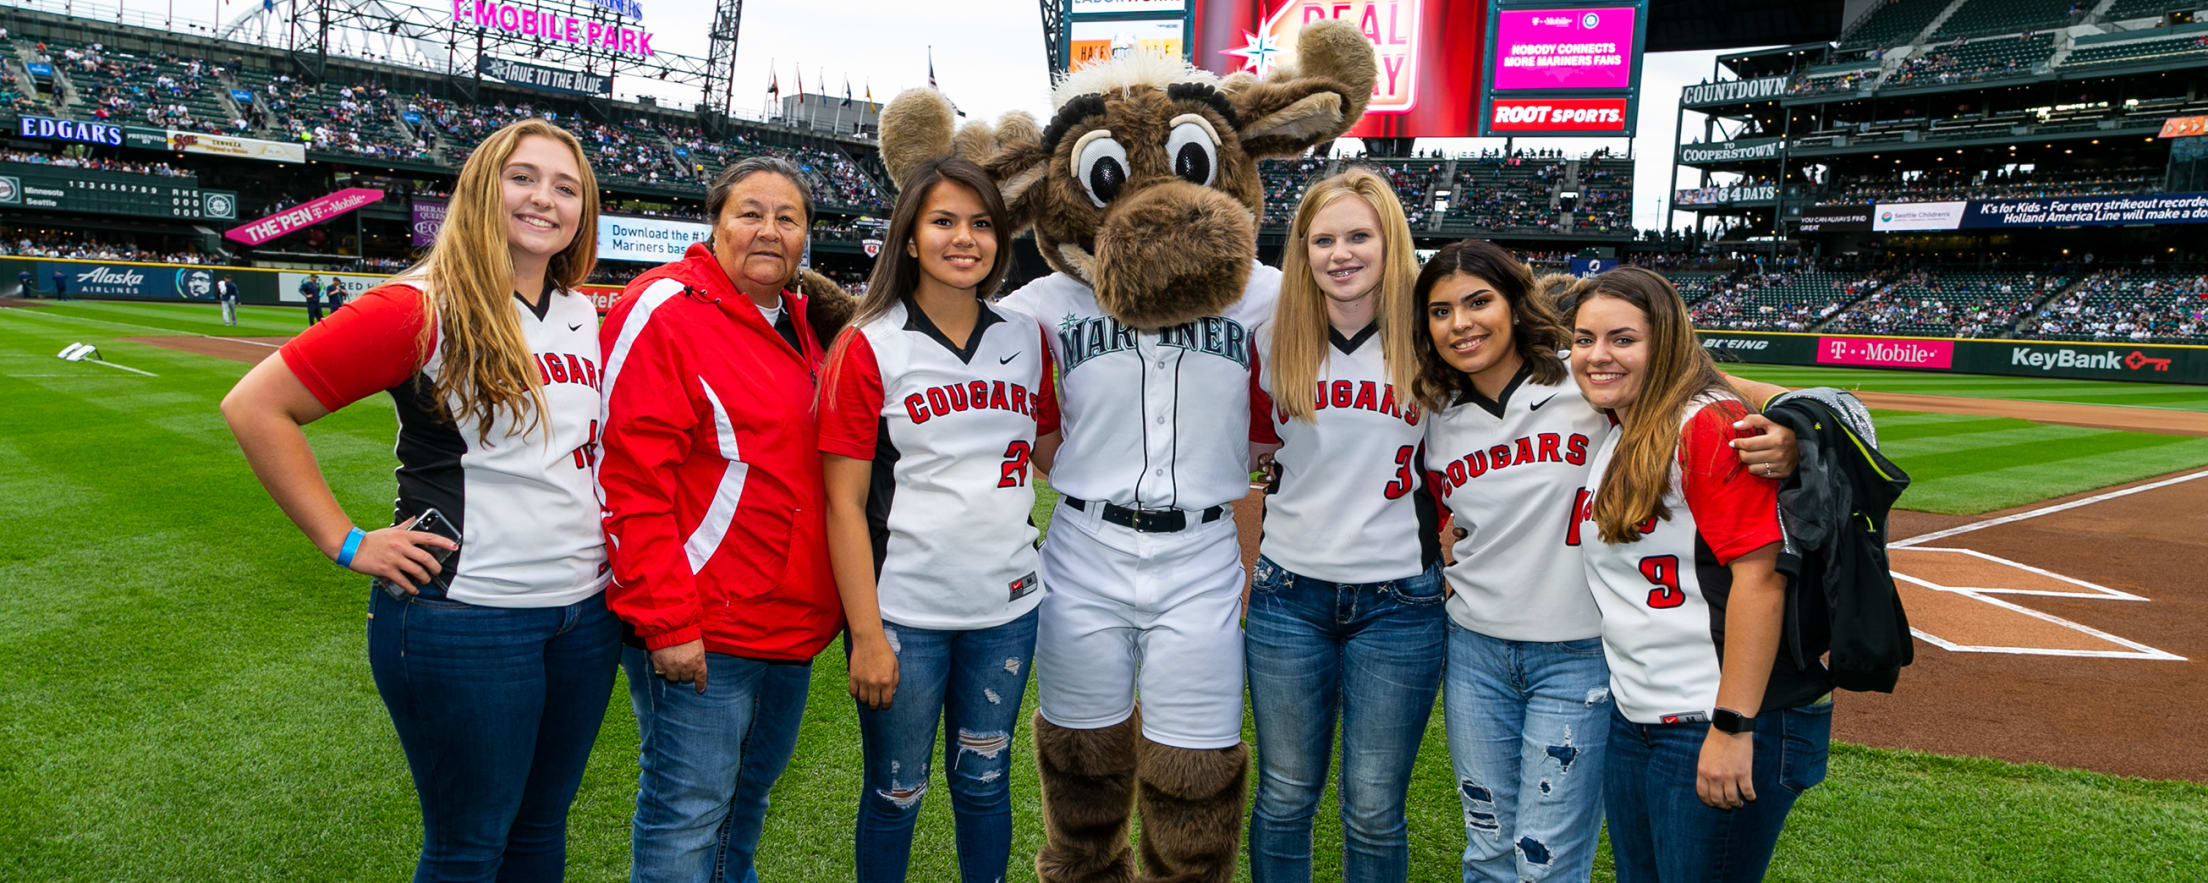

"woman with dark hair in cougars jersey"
[222,119,617,880]
[1408,242,1796,883]
[1244,168,1441,883]
[817,156,1062,883]
[1566,267,1833,883]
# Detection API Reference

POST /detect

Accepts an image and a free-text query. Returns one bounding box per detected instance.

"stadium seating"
[1838,0,1950,51]
[2103,0,2190,20]
[40,40,232,133]
[1689,272,1867,331]
[1258,157,1330,224]
[1825,271,2066,337]
[1932,0,2080,40]
[1444,159,1563,232]
[2021,269,2208,343]
[1887,33,2056,86]
[2061,34,2208,69]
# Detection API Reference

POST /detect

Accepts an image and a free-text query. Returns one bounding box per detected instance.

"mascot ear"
[796,268,857,350]
[879,90,1048,235]
[1225,19,1379,158]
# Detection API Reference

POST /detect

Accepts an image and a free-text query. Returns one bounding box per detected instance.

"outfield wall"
[3,256,626,309]
[1699,329,2208,385]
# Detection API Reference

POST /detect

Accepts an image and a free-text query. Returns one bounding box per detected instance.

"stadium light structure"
[1037,0,1063,75]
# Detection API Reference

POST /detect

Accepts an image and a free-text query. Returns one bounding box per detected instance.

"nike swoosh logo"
[999,353,1018,364]
[569,322,584,331]
[1529,395,1558,411]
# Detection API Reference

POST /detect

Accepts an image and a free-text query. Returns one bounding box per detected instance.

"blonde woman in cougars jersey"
[222,120,617,880]
[1409,243,1797,883]
[1244,168,1438,883]
[1565,267,1832,883]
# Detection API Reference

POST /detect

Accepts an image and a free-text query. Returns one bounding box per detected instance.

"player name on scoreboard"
[0,162,237,220]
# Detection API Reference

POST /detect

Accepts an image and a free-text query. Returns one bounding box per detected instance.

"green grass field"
[4,301,2206,881]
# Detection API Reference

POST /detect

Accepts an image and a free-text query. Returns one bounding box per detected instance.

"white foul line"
[83,359,157,377]
[1892,468,2208,548]
[205,335,283,348]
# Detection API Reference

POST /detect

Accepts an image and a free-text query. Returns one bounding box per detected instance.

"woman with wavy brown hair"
[222,119,615,881]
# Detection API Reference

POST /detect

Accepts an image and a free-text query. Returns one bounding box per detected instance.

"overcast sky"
[101,0,1742,230]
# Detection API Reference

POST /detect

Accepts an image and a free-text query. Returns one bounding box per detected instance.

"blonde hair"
[1565,267,1734,544]
[1270,167,1421,422]
[410,119,599,443]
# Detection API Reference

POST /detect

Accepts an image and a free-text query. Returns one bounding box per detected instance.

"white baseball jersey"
[279,280,610,608]
[1253,322,1436,583]
[1582,396,1788,724]
[997,265,1279,511]
[817,298,1060,630]
[1424,365,1607,642]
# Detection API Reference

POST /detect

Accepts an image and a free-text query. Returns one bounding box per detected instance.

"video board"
[1188,0,1486,139]
[1478,0,1645,137]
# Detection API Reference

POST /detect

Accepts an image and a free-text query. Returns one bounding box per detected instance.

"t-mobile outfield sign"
[1680,76,1788,107]
[225,189,386,246]
[1816,336,1954,369]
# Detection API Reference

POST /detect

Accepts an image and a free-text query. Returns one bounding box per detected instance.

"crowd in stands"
[1791,71,1875,95]
[0,149,191,177]
[1824,269,2066,337]
[1688,270,1872,331]
[1259,157,1329,224]
[1819,166,2162,204]
[2,66,41,114]
[1,231,226,265]
[2019,269,2208,341]
[269,80,436,162]
[1885,33,2050,87]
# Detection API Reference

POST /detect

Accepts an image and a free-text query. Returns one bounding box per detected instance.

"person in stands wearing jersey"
[1564,267,1832,883]
[1243,168,1442,883]
[818,157,1061,883]
[597,155,840,883]
[1411,243,1797,883]
[221,119,616,881]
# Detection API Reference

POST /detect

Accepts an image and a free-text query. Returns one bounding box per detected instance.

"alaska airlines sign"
[450,0,658,57]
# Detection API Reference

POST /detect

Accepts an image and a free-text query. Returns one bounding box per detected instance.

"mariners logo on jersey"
[1057,311,1252,372]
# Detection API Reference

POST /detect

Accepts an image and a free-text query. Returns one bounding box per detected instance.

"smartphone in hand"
[375,508,463,601]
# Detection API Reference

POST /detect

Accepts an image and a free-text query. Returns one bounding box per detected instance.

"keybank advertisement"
[1697,330,2205,384]
[598,215,709,263]
[33,261,218,300]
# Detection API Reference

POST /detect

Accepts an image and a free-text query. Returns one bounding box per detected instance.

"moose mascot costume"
[878,20,1377,882]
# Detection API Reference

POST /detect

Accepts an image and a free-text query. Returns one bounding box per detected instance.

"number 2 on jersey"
[998,440,1032,488]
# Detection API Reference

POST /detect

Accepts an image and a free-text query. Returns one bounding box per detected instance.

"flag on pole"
[865,79,874,112]
[842,75,852,107]
[767,64,779,97]
[928,47,937,88]
[795,66,803,98]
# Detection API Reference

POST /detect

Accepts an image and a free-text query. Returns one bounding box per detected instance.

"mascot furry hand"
[879,20,1376,883]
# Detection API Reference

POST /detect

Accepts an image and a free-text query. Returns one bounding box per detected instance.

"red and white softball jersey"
[1252,323,1436,583]
[818,299,1062,630]
[1581,397,1784,724]
[1423,365,1607,642]
[280,280,610,608]
[997,265,1278,511]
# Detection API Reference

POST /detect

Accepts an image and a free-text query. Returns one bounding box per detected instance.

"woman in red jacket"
[597,155,841,883]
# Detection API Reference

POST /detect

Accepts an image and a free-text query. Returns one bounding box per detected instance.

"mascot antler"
[879,21,1378,329]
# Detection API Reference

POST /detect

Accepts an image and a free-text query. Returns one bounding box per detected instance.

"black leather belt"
[1064,496,1227,533]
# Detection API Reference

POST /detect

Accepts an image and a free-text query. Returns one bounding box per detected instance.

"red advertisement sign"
[1484,97,1629,134]
[1190,0,1487,139]
[1816,336,1955,369]
[224,188,385,246]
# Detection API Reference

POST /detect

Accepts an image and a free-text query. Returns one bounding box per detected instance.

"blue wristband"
[336,526,366,568]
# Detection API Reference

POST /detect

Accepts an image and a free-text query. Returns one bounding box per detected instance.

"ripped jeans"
[852,608,1038,883]
[1442,625,1612,883]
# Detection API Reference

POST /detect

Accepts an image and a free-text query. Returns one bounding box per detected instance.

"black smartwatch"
[1712,708,1756,734]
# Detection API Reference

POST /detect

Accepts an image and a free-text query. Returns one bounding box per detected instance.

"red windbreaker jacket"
[598,243,841,660]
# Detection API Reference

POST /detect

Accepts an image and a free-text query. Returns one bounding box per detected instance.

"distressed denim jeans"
[366,588,622,883]
[1604,701,1833,883]
[1442,624,1613,883]
[852,608,1039,883]
[623,647,812,883]
[1244,556,1447,883]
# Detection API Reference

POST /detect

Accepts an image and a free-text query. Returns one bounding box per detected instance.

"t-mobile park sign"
[224,188,386,246]
[451,0,658,57]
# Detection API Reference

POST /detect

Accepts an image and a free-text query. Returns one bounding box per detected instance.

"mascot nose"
[1093,181,1256,330]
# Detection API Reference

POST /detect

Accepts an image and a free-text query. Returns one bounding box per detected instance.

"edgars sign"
[17,116,125,146]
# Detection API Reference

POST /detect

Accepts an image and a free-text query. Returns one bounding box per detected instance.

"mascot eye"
[1164,119,1218,188]
[1074,133,1130,208]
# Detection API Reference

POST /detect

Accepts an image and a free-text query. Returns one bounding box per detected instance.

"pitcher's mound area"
[125,335,289,363]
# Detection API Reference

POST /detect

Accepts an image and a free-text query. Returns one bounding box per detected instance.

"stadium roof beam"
[1037,0,1064,74]
[706,0,743,117]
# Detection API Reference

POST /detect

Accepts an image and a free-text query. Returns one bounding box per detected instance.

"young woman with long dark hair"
[222,119,615,880]
[816,156,1061,883]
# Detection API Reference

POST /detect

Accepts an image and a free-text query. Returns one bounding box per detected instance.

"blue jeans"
[365,588,621,883]
[852,609,1039,883]
[624,646,813,883]
[1604,701,1834,883]
[1442,625,1612,883]
[1244,556,1446,883]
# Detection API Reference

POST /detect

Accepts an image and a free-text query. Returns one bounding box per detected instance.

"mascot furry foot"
[1136,739,1248,883]
[1035,712,1141,883]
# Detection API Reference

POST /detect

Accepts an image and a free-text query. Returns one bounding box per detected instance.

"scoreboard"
[0,162,237,220]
